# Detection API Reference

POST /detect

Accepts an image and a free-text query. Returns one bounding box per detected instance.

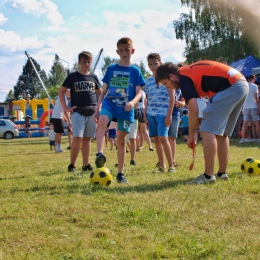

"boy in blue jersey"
[94,37,145,184]
[180,109,189,141]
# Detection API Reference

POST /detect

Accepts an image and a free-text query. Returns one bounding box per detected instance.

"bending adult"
[156,61,248,184]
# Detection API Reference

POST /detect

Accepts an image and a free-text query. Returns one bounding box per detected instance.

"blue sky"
[0,0,189,102]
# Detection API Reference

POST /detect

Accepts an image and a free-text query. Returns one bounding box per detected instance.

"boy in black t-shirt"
[58,51,102,172]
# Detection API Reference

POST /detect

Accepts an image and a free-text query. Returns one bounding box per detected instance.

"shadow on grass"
[1,140,49,146]
[86,179,182,194]
[0,152,54,158]
[229,138,260,148]
[7,177,184,196]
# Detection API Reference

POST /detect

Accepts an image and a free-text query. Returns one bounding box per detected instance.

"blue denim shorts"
[147,114,169,137]
[168,115,180,138]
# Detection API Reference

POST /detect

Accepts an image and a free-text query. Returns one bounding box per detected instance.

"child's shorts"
[168,115,180,138]
[100,108,131,133]
[71,113,96,138]
[181,127,189,136]
[136,108,145,123]
[147,114,169,137]
[129,120,138,139]
[49,140,55,146]
[108,129,117,139]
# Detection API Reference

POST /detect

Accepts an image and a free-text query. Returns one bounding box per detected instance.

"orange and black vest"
[179,60,244,99]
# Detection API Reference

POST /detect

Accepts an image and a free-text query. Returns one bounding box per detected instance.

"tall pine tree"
[13,58,48,100]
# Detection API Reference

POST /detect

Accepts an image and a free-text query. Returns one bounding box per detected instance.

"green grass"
[0,137,260,260]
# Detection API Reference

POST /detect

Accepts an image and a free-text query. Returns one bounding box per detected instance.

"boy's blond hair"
[117,37,133,48]
[78,51,93,62]
[147,53,162,63]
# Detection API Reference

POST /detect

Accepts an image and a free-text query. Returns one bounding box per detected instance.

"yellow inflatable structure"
[12,98,56,120]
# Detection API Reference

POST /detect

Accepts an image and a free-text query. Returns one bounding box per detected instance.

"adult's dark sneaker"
[82,163,94,171]
[130,159,136,166]
[68,164,76,172]
[116,173,129,184]
[95,153,106,168]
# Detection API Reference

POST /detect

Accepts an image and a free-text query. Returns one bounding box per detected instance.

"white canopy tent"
[251,67,260,75]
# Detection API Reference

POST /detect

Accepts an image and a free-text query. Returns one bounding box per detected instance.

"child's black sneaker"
[116,173,129,184]
[95,153,106,168]
[68,164,76,172]
[82,164,94,171]
[130,159,136,166]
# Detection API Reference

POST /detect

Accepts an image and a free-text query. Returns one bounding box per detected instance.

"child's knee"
[97,117,109,129]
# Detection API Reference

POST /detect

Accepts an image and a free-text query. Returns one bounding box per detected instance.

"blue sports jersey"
[102,64,145,122]
[181,115,189,127]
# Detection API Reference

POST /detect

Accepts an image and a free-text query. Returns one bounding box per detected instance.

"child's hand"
[164,114,172,127]
[125,101,134,111]
[175,101,182,107]
[93,110,99,123]
[187,136,196,149]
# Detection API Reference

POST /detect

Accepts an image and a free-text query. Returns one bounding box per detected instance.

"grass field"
[0,136,260,260]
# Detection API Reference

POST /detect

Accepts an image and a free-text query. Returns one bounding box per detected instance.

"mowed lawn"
[0,136,260,260]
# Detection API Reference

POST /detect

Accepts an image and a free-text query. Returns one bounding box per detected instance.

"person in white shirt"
[239,75,260,143]
[52,89,71,152]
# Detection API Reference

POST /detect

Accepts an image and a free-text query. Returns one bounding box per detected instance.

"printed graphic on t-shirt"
[74,81,96,92]
[105,71,131,107]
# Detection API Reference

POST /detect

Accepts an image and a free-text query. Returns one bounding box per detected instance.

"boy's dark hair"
[155,62,180,85]
[182,109,188,115]
[117,37,133,47]
[147,53,161,63]
[248,74,256,80]
[78,51,93,62]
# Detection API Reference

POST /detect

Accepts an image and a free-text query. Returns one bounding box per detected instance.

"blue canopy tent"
[230,55,260,83]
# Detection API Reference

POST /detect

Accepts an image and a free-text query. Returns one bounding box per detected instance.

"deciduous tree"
[173,0,260,64]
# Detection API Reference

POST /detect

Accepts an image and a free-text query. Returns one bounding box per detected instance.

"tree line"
[5,56,149,102]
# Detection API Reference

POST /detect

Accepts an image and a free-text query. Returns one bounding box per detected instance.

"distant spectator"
[180,109,189,141]
[24,115,32,138]
[45,124,56,151]
[52,89,71,153]
[239,74,260,143]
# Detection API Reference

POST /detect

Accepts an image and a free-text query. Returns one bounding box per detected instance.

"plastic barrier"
[40,110,53,133]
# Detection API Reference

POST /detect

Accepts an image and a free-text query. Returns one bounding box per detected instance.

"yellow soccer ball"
[246,160,260,176]
[241,157,254,173]
[90,167,113,186]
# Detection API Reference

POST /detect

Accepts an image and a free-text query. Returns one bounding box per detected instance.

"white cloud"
[79,9,187,63]
[4,0,64,25]
[83,22,90,28]
[0,13,8,26]
[47,26,69,32]
[0,2,189,101]
[0,29,44,51]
